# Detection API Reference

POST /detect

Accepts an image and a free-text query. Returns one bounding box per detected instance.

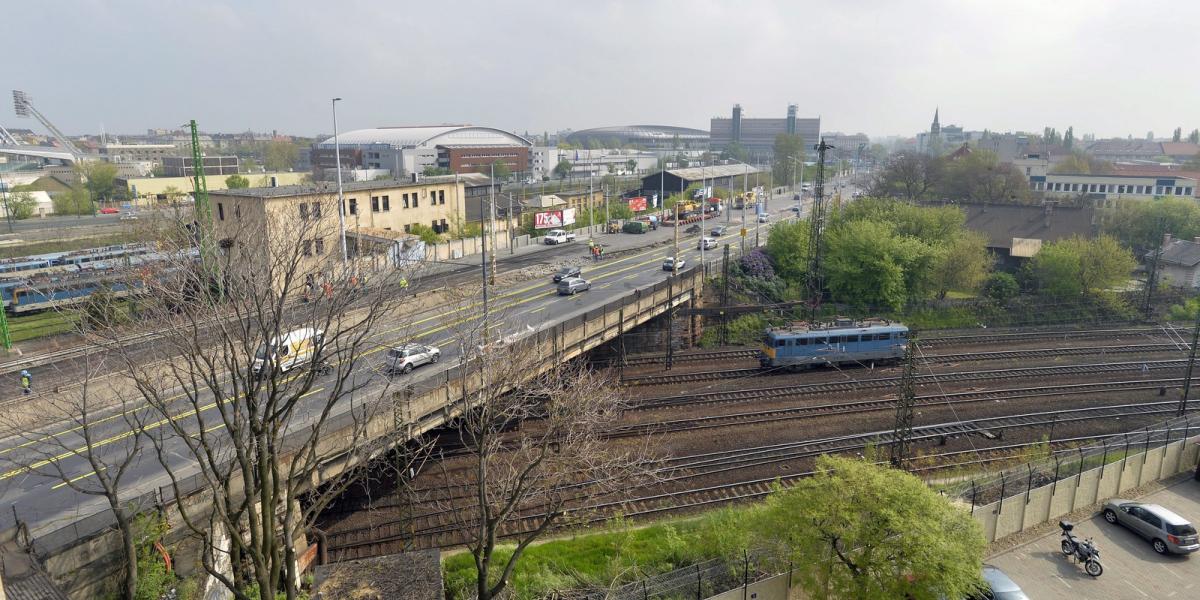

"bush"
[80,288,129,330]
[739,249,774,279]
[408,223,441,244]
[982,272,1019,304]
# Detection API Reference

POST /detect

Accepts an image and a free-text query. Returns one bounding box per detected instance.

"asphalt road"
[0,213,126,234]
[0,207,798,541]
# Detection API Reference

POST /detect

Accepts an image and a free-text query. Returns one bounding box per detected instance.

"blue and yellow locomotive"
[759,318,909,369]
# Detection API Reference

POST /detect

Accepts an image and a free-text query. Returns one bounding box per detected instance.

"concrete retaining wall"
[974,436,1200,542]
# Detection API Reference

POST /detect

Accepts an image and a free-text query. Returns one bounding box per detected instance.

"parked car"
[711,225,727,236]
[697,237,717,250]
[662,256,686,271]
[544,229,576,244]
[99,207,120,214]
[386,343,440,374]
[757,213,769,223]
[556,277,591,295]
[969,565,1028,600]
[1102,499,1200,554]
[553,266,581,282]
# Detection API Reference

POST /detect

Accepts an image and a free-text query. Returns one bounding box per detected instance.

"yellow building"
[208,179,466,288]
[117,172,311,201]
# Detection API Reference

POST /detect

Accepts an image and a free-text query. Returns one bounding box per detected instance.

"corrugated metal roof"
[666,164,761,179]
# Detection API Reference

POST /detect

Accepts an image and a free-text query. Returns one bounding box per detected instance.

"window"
[315,238,325,255]
[440,218,447,232]
[371,196,380,212]
[776,339,786,348]
[404,224,411,233]
[300,202,309,220]
[217,203,225,221]
[312,202,322,218]
[349,198,358,215]
[845,335,859,343]
[412,194,419,208]
[403,193,410,208]
[439,190,446,205]
[235,205,241,219]
[1177,187,1184,195]
[432,220,439,233]
[798,338,809,346]
[382,195,390,211]
[302,240,312,256]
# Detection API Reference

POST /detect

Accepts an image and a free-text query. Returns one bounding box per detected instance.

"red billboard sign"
[534,211,563,229]
[628,197,648,212]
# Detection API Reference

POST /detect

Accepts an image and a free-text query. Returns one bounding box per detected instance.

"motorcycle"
[1059,520,1103,577]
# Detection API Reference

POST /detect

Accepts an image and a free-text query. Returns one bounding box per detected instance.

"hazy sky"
[5,0,1199,140]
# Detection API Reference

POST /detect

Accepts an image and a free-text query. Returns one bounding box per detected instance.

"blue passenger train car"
[759,318,909,369]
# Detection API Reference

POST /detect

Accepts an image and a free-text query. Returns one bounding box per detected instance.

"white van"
[253,328,324,375]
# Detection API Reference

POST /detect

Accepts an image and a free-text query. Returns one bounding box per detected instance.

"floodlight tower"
[12,90,84,159]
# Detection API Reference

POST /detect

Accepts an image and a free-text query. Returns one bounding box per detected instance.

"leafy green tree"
[490,160,512,180]
[422,166,453,176]
[721,141,749,162]
[1105,196,1200,254]
[3,191,38,220]
[764,219,810,281]
[552,159,573,180]
[1049,151,1112,175]
[624,159,636,174]
[940,150,1028,204]
[408,223,441,244]
[224,174,250,189]
[1030,235,1135,298]
[771,134,805,185]
[1185,152,1200,171]
[1173,127,1183,142]
[751,455,986,600]
[52,187,94,215]
[674,153,689,168]
[929,231,992,299]
[1189,129,1199,144]
[983,271,1020,304]
[1063,126,1075,150]
[824,219,934,310]
[242,157,260,173]
[837,197,964,244]
[263,140,298,172]
[75,160,119,203]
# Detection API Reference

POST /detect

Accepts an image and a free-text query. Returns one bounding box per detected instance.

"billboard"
[535,209,576,229]
[535,211,563,229]
[628,196,648,212]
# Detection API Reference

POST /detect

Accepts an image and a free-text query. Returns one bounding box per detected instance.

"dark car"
[711,225,728,236]
[553,266,581,282]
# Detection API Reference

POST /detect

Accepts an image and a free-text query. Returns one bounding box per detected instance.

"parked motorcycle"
[1059,520,1103,577]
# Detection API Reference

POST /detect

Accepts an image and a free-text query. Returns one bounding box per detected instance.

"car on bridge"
[553,266,582,282]
[557,277,591,295]
[662,256,686,271]
[386,343,441,374]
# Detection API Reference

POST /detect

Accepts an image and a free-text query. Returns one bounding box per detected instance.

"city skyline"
[4,0,1199,140]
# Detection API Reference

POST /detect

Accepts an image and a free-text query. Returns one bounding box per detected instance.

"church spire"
[931,107,941,136]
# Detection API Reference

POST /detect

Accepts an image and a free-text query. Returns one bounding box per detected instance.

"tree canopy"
[751,455,986,600]
[1105,196,1200,254]
[940,150,1028,204]
[552,159,572,180]
[263,140,298,172]
[224,174,250,189]
[75,160,119,202]
[1028,235,1135,298]
[771,134,805,186]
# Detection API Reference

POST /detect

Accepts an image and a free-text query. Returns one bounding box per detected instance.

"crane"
[12,90,84,159]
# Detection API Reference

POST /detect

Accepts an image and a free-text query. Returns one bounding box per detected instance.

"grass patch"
[443,509,754,599]
[0,233,141,259]
[7,309,80,342]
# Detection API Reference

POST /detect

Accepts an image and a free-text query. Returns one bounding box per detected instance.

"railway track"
[324,402,1193,559]
[621,346,1186,386]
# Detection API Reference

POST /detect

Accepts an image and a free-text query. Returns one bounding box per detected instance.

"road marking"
[51,465,107,490]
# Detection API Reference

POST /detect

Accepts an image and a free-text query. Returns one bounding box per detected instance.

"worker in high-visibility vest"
[19,370,31,395]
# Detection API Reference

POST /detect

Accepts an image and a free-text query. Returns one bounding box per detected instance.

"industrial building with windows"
[709,104,821,160]
[564,125,710,152]
[310,125,532,181]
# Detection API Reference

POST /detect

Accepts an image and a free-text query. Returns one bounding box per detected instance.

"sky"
[4,0,1200,140]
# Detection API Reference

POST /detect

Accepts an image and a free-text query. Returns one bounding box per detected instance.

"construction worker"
[19,370,31,395]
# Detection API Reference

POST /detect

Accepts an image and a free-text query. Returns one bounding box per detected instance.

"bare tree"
[432,286,656,600]
[0,356,150,600]
[870,152,945,201]
[85,191,424,600]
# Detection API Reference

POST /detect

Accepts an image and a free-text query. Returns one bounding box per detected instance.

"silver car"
[386,343,440,374]
[556,277,590,295]
[1102,499,1200,554]
[969,565,1028,600]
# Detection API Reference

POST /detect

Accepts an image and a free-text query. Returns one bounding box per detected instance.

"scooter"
[1059,520,1103,577]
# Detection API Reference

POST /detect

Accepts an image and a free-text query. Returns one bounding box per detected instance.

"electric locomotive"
[759,318,908,369]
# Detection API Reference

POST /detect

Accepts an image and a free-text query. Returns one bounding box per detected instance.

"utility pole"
[807,138,834,321]
[673,201,680,263]
[489,163,497,285]
[481,188,490,344]
[331,98,348,263]
[508,193,514,255]
[890,338,918,468]
[721,244,730,346]
[1144,219,1165,320]
[1179,309,1200,416]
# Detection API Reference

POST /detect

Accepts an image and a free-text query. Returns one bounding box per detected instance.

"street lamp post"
[332,98,348,263]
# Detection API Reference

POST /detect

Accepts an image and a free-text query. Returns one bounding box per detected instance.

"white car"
[697,237,717,250]
[543,229,576,245]
[663,256,686,271]
[386,343,441,374]
[757,214,769,223]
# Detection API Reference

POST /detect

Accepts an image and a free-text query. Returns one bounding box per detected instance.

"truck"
[543,229,576,245]
[623,221,649,234]
[606,219,622,234]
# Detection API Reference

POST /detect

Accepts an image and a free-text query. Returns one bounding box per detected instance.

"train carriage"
[760,319,909,369]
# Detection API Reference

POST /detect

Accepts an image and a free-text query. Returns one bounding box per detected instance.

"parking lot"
[988,478,1200,599]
